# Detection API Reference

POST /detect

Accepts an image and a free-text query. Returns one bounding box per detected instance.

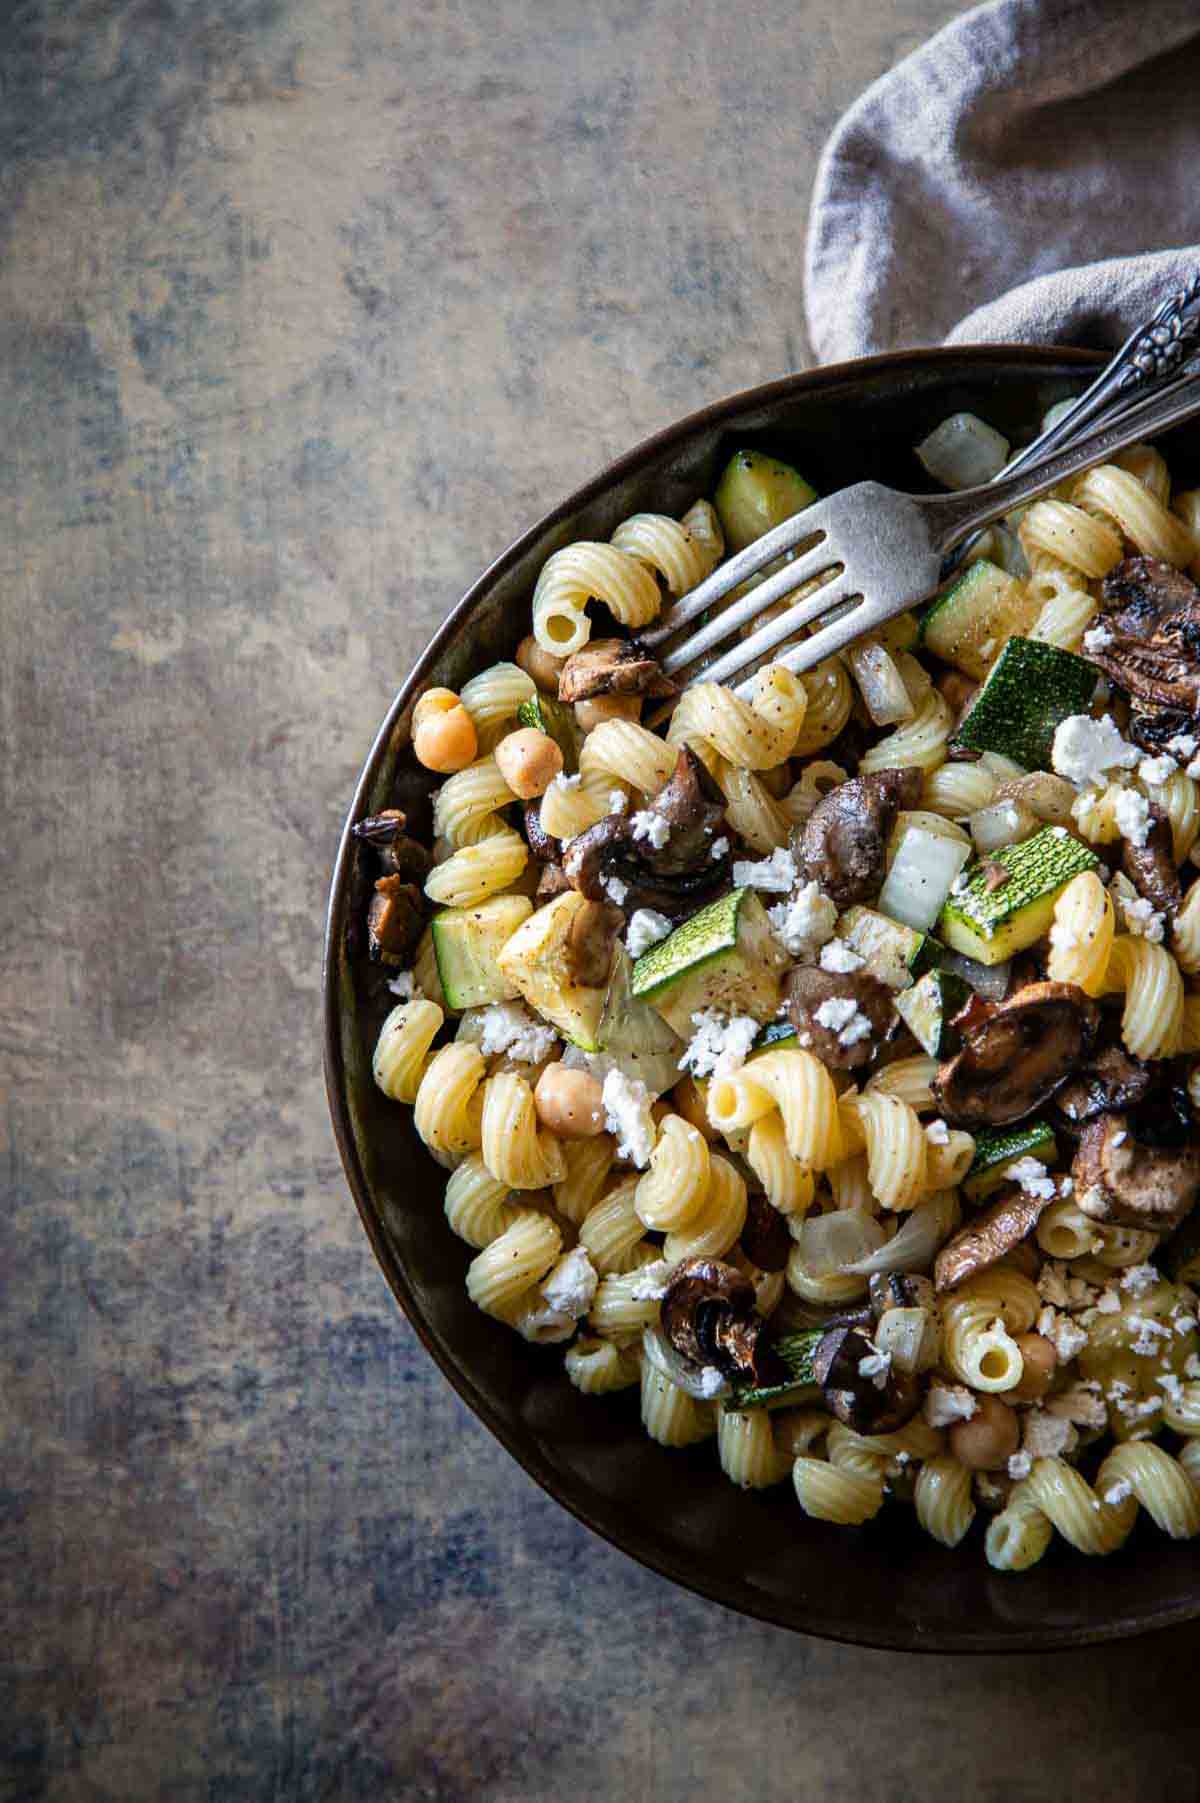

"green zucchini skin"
[950,635,1097,770]
[962,1121,1058,1202]
[895,968,971,1057]
[724,1331,822,1412]
[938,825,1099,964]
[630,889,786,1035]
[919,559,1038,680]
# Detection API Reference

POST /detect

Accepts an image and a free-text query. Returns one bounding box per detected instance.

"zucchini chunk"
[724,1330,823,1413]
[713,449,817,552]
[590,947,684,1095]
[894,968,972,1058]
[836,905,941,991]
[431,895,534,1009]
[630,888,788,1036]
[496,891,613,1049]
[950,636,1097,771]
[938,825,1099,965]
[963,1121,1058,1203]
[918,559,1038,679]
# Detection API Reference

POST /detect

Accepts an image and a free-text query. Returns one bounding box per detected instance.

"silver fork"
[641,353,1200,697]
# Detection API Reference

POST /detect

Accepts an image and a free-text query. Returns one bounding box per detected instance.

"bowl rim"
[320,341,1200,1654]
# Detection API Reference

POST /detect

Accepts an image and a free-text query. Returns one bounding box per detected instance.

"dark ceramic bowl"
[325,345,1200,1651]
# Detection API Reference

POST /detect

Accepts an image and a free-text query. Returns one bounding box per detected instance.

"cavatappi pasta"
[355,417,1200,1573]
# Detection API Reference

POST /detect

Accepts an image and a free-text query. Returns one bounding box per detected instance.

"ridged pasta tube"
[373,998,444,1103]
[708,1048,843,1171]
[915,1457,976,1548]
[611,505,722,597]
[841,1092,928,1212]
[480,1070,567,1190]
[792,1457,884,1525]
[640,1361,716,1447]
[941,1267,1040,1393]
[663,1154,748,1262]
[578,1174,647,1274]
[1101,935,1184,1060]
[1047,871,1114,996]
[424,825,528,907]
[1036,1198,1103,1261]
[863,1055,939,1112]
[635,1115,710,1230]
[669,666,806,769]
[532,541,662,656]
[579,718,677,797]
[443,1155,520,1248]
[717,1409,794,1488]
[433,756,516,847]
[921,761,996,819]
[789,660,852,758]
[466,1211,562,1319]
[414,1042,487,1166]
[589,1262,665,1340]
[715,761,792,852]
[1145,768,1200,863]
[565,1336,641,1394]
[986,1445,1199,1571]
[1173,877,1200,975]
[1027,566,1098,651]
[458,663,536,752]
[1073,464,1195,567]
[745,1113,815,1217]
[553,1136,616,1225]
[1018,496,1123,578]
[857,690,952,776]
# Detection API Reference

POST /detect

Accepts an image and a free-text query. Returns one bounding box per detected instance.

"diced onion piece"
[917,413,1011,491]
[969,799,1039,855]
[795,1209,887,1276]
[642,1325,730,1401]
[987,520,1030,579]
[874,1305,940,1374]
[938,949,1012,1001]
[878,823,971,931]
[992,772,1076,826]
[846,639,916,727]
[894,651,932,708]
[840,1192,960,1276]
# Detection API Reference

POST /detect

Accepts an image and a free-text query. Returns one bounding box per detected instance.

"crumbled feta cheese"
[1186,1353,1200,1379]
[1050,824,1070,838]
[1103,1479,1133,1507]
[1007,1451,1033,1481]
[387,970,415,999]
[628,1259,676,1301]
[1008,1156,1057,1201]
[1113,786,1151,848]
[1116,893,1164,943]
[813,995,873,1046]
[625,908,673,958]
[1095,1288,1121,1314]
[732,847,796,892]
[1082,623,1114,655]
[608,788,628,814]
[678,1009,760,1081]
[1122,1263,1159,1296]
[1130,1317,1170,1357]
[695,1366,728,1399]
[475,1000,559,1063]
[858,1350,891,1385]
[1168,733,1199,761]
[710,836,729,860]
[950,871,970,895]
[601,1068,656,1167]
[1156,1372,1185,1407]
[1174,1314,1196,1337]
[1139,754,1177,787]
[1110,1128,1128,1148]
[630,808,671,850]
[767,883,839,959]
[603,873,629,907]
[540,1248,598,1319]
[555,772,581,789]
[925,1119,951,1146]
[1045,1384,1107,1429]
[1037,1306,1089,1363]
[1051,713,1139,787]
[819,938,865,974]
[924,1382,978,1427]
[1021,1409,1078,1461]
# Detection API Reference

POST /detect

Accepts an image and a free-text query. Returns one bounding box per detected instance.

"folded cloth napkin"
[805,0,1200,361]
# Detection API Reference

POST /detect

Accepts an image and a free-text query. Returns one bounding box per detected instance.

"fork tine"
[638,502,833,648]
[674,570,853,689]
[733,597,879,692]
[658,540,843,675]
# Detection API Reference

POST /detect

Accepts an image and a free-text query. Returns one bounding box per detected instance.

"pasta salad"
[356,417,1200,1571]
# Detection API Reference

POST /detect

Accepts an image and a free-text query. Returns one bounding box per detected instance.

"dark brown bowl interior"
[324,345,1200,1651]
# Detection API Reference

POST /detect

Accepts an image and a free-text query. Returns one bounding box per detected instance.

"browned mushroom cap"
[1085,556,1200,719]
[1073,1102,1200,1235]
[1122,808,1182,921]
[933,1187,1052,1294]
[794,767,923,907]
[645,747,728,875]
[932,979,1099,1128]
[1054,1037,1154,1126]
[812,1323,921,1433]
[562,748,731,917]
[353,809,434,881]
[557,637,676,704]
[784,966,895,1071]
[535,862,573,901]
[868,1273,934,1316]
[740,1193,791,1273]
[660,1257,775,1382]
[367,874,425,964]
[523,801,560,863]
[563,899,623,988]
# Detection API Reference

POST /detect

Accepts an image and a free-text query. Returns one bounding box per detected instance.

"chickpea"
[672,1075,719,1141]
[494,726,563,799]
[1009,1332,1057,1402]
[413,688,478,773]
[533,1063,606,1139]
[948,1394,1020,1471]
[574,692,642,731]
[516,634,568,695]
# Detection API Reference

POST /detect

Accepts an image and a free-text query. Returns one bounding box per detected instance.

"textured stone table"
[4,2,1198,1798]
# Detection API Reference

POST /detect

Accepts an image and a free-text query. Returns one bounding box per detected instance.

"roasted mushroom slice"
[562,748,731,917]
[645,746,728,874]
[557,637,676,705]
[794,766,923,907]
[933,1187,1052,1293]
[1073,1097,1200,1235]
[740,1193,791,1273]
[1121,807,1182,920]
[1085,556,1200,722]
[932,980,1099,1127]
[1054,1037,1154,1126]
[352,808,434,881]
[811,1322,921,1433]
[535,862,573,900]
[784,965,895,1071]
[523,801,560,863]
[563,899,624,988]
[366,874,425,965]
[660,1257,777,1384]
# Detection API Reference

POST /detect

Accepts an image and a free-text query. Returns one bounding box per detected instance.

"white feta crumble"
[1008,1156,1057,1201]
[608,788,628,814]
[949,871,970,895]
[1122,1263,1159,1296]
[1007,1451,1033,1481]
[1168,732,1199,761]
[1156,1372,1185,1407]
[678,1009,760,1081]
[1174,1314,1197,1337]
[1051,713,1139,787]
[475,1000,559,1063]
[603,873,629,907]
[625,908,673,958]
[630,808,670,850]
[1103,1479,1133,1507]
[1021,1410,1078,1461]
[710,836,729,860]
[540,1248,598,1319]
[1113,786,1151,848]
[1095,1288,1121,1314]
[1082,623,1114,655]
[1110,1128,1128,1148]
[554,772,581,789]
[858,1350,892,1386]
[925,1118,951,1146]
[1186,1353,1200,1379]
[695,1366,728,1399]
[1116,893,1165,943]
[1050,824,1070,838]
[767,881,839,958]
[1037,1306,1089,1363]
[386,969,415,999]
[813,995,873,1047]
[628,1259,676,1302]
[924,1382,978,1427]
[732,846,796,892]
[819,938,865,974]
[601,1068,656,1168]
[1139,753,1177,787]
[1130,1318,1170,1357]
[1045,1385,1107,1429]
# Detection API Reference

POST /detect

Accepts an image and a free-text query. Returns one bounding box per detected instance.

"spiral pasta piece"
[921,761,997,819]
[373,998,444,1103]
[414,1042,487,1166]
[863,1055,939,1112]
[553,1136,617,1225]
[1073,464,1195,567]
[532,541,662,656]
[466,1211,562,1319]
[1027,565,1098,651]
[915,1458,976,1549]
[1018,496,1123,578]
[842,1091,928,1212]
[480,1071,567,1190]
[565,1335,641,1394]
[941,1268,1040,1393]
[578,1174,647,1274]
[1173,877,1200,976]
[985,1487,1056,1572]
[1116,442,1171,504]
[1047,871,1115,996]
[433,756,515,846]
[669,665,806,769]
[458,663,536,752]
[663,1154,748,1262]
[424,825,528,907]
[715,761,792,852]
[708,1047,843,1171]
[792,1457,884,1525]
[588,1261,665,1340]
[987,1446,1198,1571]
[718,1409,794,1488]
[746,1113,815,1217]
[1036,1198,1103,1261]
[611,505,722,597]
[857,689,953,776]
[443,1154,520,1248]
[1101,935,1184,1060]
[789,660,853,758]
[538,774,605,841]
[1144,769,1200,863]
[579,718,677,798]
[640,1361,716,1447]
[635,1115,710,1230]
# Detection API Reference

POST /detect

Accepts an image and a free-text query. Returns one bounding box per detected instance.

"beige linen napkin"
[805,0,1200,360]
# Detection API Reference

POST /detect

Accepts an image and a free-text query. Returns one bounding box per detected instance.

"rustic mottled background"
[4,2,1199,1798]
